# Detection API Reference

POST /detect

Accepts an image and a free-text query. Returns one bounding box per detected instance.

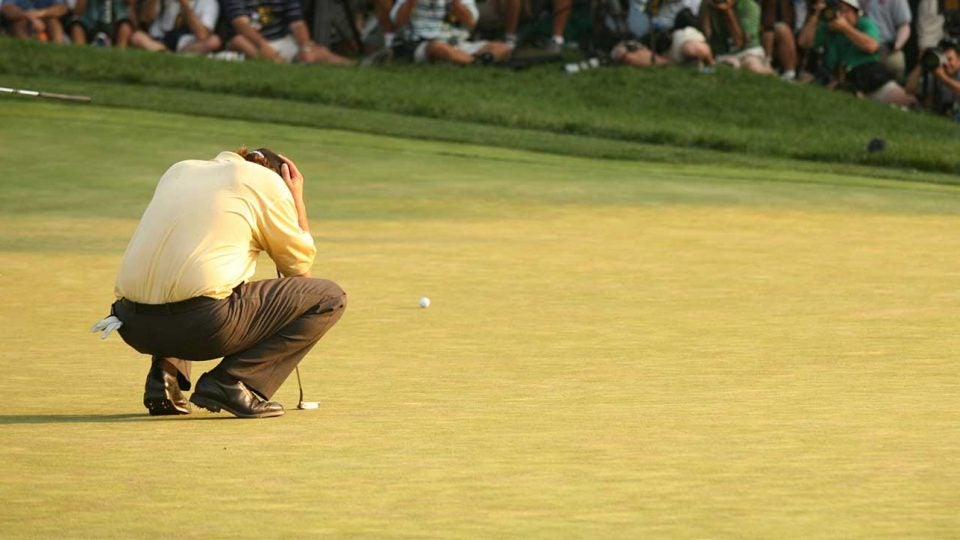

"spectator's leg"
[761,29,774,60]
[742,54,774,74]
[114,20,133,47]
[0,4,30,38]
[478,40,514,61]
[45,16,65,43]
[229,34,259,58]
[613,42,667,67]
[552,0,572,41]
[499,0,521,42]
[131,30,168,51]
[70,23,87,45]
[426,40,474,64]
[373,0,395,46]
[213,278,347,399]
[870,80,918,106]
[180,34,223,54]
[310,43,358,65]
[774,22,796,76]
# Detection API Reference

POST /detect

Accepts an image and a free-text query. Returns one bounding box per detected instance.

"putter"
[274,267,320,410]
[0,86,92,103]
[295,366,319,410]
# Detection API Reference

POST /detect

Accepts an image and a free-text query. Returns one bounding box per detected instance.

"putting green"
[1,100,958,538]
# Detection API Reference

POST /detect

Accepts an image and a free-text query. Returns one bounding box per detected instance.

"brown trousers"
[113,278,347,399]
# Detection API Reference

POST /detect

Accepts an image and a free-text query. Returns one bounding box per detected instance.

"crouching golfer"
[95,148,346,418]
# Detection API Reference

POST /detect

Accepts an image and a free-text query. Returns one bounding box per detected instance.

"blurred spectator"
[798,0,916,104]
[860,0,911,80]
[129,0,221,53]
[700,0,775,73]
[222,0,354,63]
[391,0,513,64]
[497,0,573,52]
[69,0,137,46]
[605,0,714,67]
[1,0,68,42]
[759,0,798,78]
[373,0,395,48]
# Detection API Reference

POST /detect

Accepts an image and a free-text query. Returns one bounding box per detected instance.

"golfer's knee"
[306,278,347,315]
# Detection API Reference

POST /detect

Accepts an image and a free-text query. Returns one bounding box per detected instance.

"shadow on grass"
[0,413,240,424]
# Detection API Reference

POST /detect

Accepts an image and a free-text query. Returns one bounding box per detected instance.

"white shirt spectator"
[860,0,911,46]
[148,0,219,37]
[391,0,479,42]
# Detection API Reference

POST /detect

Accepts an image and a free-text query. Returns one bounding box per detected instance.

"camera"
[921,37,959,72]
[820,0,840,22]
[921,48,947,72]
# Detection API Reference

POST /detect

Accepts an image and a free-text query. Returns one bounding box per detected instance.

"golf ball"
[419,297,431,308]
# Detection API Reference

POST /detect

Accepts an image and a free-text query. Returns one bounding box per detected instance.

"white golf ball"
[419,297,431,308]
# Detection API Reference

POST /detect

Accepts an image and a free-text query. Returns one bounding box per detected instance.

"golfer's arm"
[293,196,310,235]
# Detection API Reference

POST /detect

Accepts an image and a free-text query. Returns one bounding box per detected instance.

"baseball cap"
[840,0,860,11]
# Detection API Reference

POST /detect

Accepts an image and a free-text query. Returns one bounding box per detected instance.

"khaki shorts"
[269,34,300,63]
[717,46,769,68]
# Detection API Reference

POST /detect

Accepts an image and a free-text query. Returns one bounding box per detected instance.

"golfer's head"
[238,146,284,176]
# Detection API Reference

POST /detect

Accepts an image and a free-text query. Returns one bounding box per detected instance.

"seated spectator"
[222,0,354,64]
[1,0,68,42]
[798,0,916,105]
[391,0,513,64]
[129,0,221,54]
[700,0,775,73]
[607,0,714,67]
[68,0,136,47]
[760,0,798,78]
[860,0,911,81]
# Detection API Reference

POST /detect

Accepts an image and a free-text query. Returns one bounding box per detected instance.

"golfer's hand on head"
[279,154,305,201]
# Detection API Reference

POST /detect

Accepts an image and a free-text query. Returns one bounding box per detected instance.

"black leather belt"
[119,296,214,315]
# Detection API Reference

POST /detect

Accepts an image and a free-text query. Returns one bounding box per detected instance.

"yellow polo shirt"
[115,151,316,303]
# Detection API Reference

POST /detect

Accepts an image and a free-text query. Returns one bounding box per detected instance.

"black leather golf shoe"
[189,372,284,419]
[143,365,191,415]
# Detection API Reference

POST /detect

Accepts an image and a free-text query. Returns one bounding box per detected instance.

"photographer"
[798,0,916,105]
[910,38,960,115]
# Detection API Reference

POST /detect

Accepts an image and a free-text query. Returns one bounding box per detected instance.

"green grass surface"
[2,38,960,175]
[1,100,959,538]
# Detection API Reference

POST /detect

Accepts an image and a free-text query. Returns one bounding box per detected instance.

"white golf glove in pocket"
[91,315,123,340]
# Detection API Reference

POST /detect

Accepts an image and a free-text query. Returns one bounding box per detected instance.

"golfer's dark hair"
[237,146,284,176]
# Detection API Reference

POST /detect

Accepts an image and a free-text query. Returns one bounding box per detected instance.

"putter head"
[297,401,320,410]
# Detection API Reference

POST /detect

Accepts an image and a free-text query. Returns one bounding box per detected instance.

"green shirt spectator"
[704,0,762,54]
[814,15,882,71]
